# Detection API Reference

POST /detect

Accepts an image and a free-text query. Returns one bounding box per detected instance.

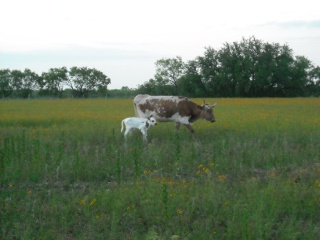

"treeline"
[1,37,320,99]
[0,66,110,99]
[138,37,320,97]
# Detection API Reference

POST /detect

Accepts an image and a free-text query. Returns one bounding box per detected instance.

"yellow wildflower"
[90,199,97,206]
[177,209,183,215]
[218,175,227,181]
[269,171,276,177]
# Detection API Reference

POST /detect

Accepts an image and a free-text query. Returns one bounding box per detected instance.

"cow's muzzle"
[210,118,216,122]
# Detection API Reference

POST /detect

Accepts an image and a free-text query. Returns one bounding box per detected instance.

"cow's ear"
[145,121,149,127]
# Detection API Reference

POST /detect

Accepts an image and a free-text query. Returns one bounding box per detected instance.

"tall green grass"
[1,98,320,239]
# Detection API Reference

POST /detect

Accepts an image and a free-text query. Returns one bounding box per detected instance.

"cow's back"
[133,94,190,121]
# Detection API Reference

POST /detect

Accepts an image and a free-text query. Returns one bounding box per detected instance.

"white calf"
[121,116,157,141]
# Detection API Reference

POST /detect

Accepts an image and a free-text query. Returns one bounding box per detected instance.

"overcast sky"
[1,0,320,89]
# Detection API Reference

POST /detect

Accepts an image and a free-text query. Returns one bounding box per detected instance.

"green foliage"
[0,69,13,98]
[1,37,320,98]
[107,86,138,98]
[40,67,68,98]
[0,67,111,99]
[139,37,320,97]
[154,56,185,94]
[1,98,320,239]
[9,69,39,98]
[67,67,110,98]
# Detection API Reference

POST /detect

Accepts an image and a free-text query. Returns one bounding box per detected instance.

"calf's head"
[146,115,157,127]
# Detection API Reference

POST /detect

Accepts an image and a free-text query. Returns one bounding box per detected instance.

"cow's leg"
[175,122,181,130]
[184,124,195,133]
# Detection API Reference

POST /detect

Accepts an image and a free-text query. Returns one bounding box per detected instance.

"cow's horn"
[210,103,217,107]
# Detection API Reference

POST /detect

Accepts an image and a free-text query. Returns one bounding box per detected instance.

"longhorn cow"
[133,94,216,133]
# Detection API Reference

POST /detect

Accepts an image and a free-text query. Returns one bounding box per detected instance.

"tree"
[267,44,294,96]
[139,36,319,97]
[179,60,205,97]
[154,56,185,94]
[252,42,277,97]
[9,69,39,98]
[41,67,68,97]
[0,69,13,98]
[218,42,243,96]
[289,56,312,96]
[65,67,111,98]
[90,68,111,97]
[197,47,221,96]
[216,37,306,97]
[307,66,320,96]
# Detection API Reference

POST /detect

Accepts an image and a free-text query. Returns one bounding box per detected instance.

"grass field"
[1,98,320,239]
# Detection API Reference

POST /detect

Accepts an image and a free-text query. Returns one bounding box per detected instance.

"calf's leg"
[124,127,133,139]
[140,129,148,141]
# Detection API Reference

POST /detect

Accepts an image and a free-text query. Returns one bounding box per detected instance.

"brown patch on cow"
[138,97,202,119]
[178,100,201,118]
[135,95,215,124]
[139,99,182,118]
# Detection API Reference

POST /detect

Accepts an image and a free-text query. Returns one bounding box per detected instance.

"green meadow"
[1,98,320,239]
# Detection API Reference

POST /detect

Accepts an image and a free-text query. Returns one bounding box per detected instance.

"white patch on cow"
[171,113,190,125]
[141,95,183,104]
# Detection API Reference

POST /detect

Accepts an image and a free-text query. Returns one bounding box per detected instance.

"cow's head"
[201,100,217,122]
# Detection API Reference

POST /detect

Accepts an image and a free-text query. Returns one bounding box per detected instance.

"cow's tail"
[121,120,125,132]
